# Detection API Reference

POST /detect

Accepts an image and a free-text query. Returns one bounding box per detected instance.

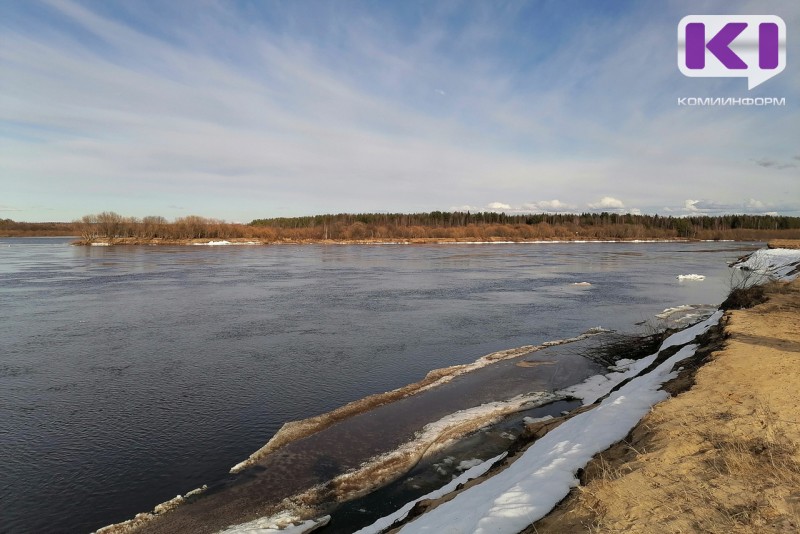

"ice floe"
[655,304,718,328]
[522,415,553,425]
[655,304,695,318]
[456,459,485,472]
[354,453,506,534]
[676,274,705,280]
[217,511,330,534]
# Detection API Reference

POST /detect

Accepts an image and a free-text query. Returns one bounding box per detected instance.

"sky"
[1,0,798,222]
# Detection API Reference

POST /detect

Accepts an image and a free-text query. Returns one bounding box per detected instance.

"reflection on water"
[0,238,759,533]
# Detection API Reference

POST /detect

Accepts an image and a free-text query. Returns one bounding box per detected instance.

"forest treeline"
[251,211,800,235]
[0,218,74,237]
[3,212,800,242]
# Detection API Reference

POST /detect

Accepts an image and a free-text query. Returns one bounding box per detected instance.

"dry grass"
[532,281,800,533]
[562,404,800,534]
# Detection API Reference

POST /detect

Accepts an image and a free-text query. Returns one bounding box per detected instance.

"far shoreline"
[69,236,748,246]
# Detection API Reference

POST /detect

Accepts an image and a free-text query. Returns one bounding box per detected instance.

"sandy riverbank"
[769,239,800,250]
[530,278,800,532]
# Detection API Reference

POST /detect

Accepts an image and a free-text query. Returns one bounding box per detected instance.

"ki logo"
[678,15,786,90]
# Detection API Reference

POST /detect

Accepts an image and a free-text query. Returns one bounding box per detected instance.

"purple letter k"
[686,22,748,70]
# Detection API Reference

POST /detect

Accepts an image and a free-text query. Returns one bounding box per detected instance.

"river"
[0,238,758,533]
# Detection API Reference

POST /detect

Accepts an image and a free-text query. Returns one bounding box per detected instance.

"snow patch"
[732,248,800,281]
[676,274,705,281]
[571,282,592,286]
[457,459,485,472]
[562,310,721,406]
[355,453,506,534]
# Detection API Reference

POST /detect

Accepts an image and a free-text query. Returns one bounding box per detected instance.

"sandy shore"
[531,279,800,532]
[769,239,800,250]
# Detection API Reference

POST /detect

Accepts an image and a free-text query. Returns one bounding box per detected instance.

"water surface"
[0,238,758,532]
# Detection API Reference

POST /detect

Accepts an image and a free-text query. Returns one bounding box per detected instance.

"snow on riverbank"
[363,312,722,533]
[354,453,507,534]
[732,247,800,280]
[563,311,721,406]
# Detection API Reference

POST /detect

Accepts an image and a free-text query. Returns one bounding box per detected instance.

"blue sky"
[1,0,798,222]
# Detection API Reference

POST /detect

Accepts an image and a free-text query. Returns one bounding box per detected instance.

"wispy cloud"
[682,197,792,215]
[753,157,797,170]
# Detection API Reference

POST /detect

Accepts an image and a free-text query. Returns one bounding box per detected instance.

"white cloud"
[487,202,512,210]
[587,196,625,209]
[521,200,577,212]
[679,198,790,215]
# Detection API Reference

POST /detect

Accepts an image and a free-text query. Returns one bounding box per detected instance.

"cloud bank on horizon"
[1,0,798,222]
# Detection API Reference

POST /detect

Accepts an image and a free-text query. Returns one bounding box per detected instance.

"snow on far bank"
[676,274,705,281]
[193,240,261,246]
[388,340,704,533]
[733,248,800,280]
[437,240,687,245]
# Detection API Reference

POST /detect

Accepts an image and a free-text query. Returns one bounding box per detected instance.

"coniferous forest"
[3,211,800,243]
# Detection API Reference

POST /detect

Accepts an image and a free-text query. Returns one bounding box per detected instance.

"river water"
[0,238,758,533]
